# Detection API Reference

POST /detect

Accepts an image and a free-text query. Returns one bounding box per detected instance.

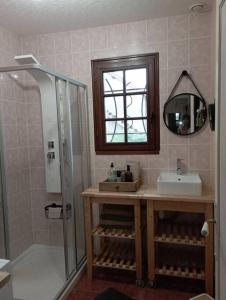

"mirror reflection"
[163,93,207,135]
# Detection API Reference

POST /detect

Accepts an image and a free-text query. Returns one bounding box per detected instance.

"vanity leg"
[134,200,142,281]
[147,200,155,285]
[205,203,214,296]
[84,197,93,281]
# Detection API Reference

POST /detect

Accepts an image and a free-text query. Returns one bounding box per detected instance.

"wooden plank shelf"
[155,265,205,280]
[154,234,205,247]
[93,243,136,272]
[0,272,10,289]
[92,226,135,239]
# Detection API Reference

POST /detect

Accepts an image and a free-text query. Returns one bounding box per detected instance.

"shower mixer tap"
[47,152,55,160]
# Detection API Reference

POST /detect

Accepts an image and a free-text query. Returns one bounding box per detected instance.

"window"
[91,53,160,154]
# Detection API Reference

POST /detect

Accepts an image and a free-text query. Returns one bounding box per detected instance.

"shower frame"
[0,63,91,299]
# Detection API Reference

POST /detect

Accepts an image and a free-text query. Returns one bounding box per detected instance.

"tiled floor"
[67,273,196,300]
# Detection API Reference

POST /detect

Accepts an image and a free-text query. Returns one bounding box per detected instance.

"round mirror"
[163,93,207,135]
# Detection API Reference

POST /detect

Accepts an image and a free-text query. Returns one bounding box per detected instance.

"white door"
[218,1,226,299]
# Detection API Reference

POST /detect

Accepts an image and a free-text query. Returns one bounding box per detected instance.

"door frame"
[217,1,226,299]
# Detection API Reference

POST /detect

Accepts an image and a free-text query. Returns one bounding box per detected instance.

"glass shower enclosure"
[0,59,91,300]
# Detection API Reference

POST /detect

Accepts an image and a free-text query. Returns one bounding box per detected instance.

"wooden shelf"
[92,226,135,239]
[155,265,205,280]
[93,243,136,272]
[154,234,205,247]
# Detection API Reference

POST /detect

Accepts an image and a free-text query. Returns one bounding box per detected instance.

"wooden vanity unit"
[82,187,145,285]
[144,189,214,296]
[82,187,214,295]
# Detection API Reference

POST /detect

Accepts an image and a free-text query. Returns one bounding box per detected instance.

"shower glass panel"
[0,62,90,300]
[56,79,89,278]
[56,79,77,277]
[69,84,89,267]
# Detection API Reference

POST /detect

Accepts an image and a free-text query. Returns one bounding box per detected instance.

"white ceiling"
[0,0,213,36]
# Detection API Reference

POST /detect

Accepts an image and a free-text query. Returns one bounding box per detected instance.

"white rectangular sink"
[157,172,202,196]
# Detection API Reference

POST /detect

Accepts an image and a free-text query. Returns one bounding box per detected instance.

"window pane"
[106,120,125,143]
[103,71,123,95]
[125,68,147,93]
[104,96,124,119]
[127,119,147,143]
[126,94,147,118]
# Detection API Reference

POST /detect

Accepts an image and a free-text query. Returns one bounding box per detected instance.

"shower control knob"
[47,152,55,160]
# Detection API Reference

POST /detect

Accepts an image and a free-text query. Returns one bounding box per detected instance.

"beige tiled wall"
[21,12,214,193]
[0,25,33,258]
[0,12,214,251]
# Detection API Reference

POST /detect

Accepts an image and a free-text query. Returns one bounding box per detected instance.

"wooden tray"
[99,179,141,192]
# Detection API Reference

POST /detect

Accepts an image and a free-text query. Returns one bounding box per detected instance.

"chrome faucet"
[177,158,183,175]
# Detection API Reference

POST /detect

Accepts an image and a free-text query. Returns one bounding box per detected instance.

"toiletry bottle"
[108,162,116,182]
[125,165,133,182]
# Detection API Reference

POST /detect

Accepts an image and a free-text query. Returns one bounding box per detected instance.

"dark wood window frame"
[91,53,160,155]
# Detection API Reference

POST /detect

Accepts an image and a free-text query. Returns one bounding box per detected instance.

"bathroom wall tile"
[146,43,167,69]
[30,167,46,189]
[160,119,168,146]
[17,125,29,147]
[94,155,114,169]
[28,123,43,147]
[126,20,147,45]
[107,23,128,48]
[33,230,49,244]
[71,29,90,52]
[38,34,55,56]
[168,40,188,68]
[55,53,73,76]
[147,18,168,44]
[18,169,30,193]
[29,147,45,168]
[3,125,18,148]
[16,103,28,125]
[167,67,190,93]
[22,35,39,56]
[31,189,47,210]
[196,170,212,192]
[27,103,42,125]
[89,26,108,50]
[2,101,17,125]
[190,65,211,98]
[24,84,41,104]
[168,15,189,41]
[149,147,168,169]
[159,69,167,93]
[72,51,91,77]
[49,230,64,246]
[189,144,210,170]
[167,131,189,145]
[141,168,149,185]
[0,14,213,249]
[168,145,189,171]
[190,38,211,66]
[32,209,49,231]
[5,172,18,198]
[94,168,108,185]
[17,148,29,170]
[54,31,71,55]
[37,55,56,69]
[189,126,210,145]
[149,169,164,188]
[190,12,211,39]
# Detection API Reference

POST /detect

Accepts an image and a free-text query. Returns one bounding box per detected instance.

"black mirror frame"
[163,92,208,136]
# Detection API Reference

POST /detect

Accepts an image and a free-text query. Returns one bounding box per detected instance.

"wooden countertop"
[0,272,10,289]
[82,186,214,204]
